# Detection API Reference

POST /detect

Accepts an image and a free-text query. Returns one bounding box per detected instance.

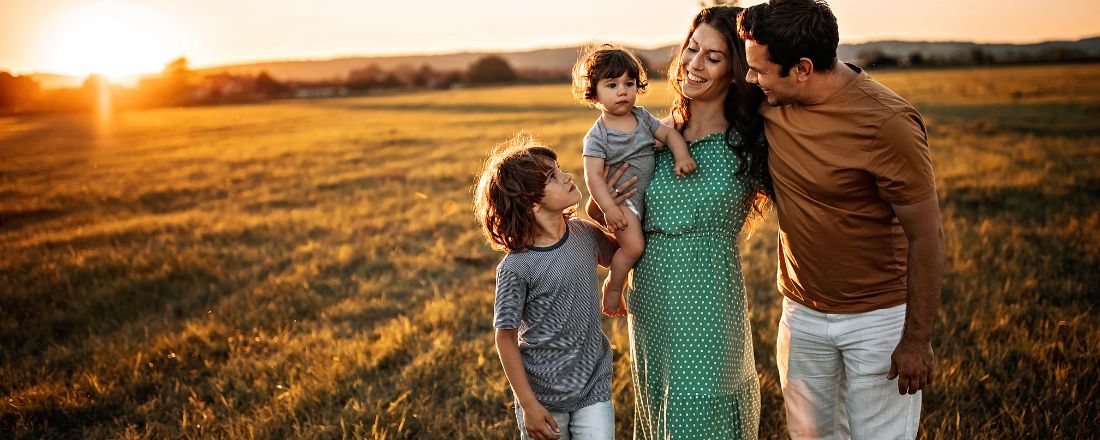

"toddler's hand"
[604,207,628,233]
[675,157,698,177]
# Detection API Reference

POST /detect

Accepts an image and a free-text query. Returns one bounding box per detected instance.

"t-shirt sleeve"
[582,122,607,159]
[575,219,617,267]
[493,265,526,329]
[635,107,663,137]
[866,111,936,206]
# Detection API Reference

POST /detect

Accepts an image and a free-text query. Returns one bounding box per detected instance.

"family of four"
[472,0,944,438]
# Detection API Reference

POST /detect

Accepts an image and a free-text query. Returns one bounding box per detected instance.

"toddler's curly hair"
[571,44,649,107]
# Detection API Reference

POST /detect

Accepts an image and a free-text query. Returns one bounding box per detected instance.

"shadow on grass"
[316,101,578,116]
[0,207,71,232]
[919,103,1100,138]
[940,180,1100,226]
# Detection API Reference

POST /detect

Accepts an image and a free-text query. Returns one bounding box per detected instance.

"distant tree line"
[2,55,573,114]
[855,46,1099,69]
[0,72,39,112]
[2,51,685,114]
[24,46,1095,113]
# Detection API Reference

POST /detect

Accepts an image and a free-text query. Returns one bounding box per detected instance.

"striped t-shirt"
[493,218,617,412]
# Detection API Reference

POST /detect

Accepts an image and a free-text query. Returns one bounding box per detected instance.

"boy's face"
[535,161,582,212]
[595,72,638,117]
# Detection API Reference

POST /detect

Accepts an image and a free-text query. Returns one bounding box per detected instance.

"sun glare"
[37,2,182,78]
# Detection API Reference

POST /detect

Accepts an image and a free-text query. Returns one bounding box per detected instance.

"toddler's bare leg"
[602,209,644,315]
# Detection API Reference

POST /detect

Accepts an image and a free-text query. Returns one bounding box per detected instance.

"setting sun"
[35,2,181,78]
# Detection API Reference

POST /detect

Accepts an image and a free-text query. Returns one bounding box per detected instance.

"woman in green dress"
[591,5,771,439]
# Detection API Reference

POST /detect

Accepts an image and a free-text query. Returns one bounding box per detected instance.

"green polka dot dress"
[628,131,761,439]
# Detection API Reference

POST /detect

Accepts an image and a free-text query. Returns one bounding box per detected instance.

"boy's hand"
[604,206,628,233]
[675,157,698,177]
[520,401,560,440]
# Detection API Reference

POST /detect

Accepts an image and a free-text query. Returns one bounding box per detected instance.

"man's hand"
[888,338,935,395]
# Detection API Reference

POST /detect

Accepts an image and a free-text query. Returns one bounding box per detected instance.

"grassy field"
[1,63,1098,439]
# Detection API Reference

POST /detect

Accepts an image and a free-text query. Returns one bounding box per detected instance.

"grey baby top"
[493,218,617,412]
[582,106,663,219]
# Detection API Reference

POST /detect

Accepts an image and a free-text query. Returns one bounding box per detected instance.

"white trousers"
[777,298,921,440]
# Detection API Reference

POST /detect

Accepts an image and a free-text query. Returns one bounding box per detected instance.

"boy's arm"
[495,329,560,439]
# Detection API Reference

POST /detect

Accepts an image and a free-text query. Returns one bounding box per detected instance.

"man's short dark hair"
[738,0,839,77]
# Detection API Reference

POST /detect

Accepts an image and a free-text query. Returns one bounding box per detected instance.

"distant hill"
[19,36,1100,87]
[190,46,683,82]
[24,73,86,89]
[194,36,1100,82]
[838,36,1100,61]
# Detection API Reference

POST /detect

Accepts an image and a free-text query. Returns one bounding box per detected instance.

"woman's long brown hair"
[668,5,773,217]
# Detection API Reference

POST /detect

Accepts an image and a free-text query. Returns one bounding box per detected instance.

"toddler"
[572,44,696,316]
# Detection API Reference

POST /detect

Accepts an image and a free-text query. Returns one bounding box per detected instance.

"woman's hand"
[586,163,638,227]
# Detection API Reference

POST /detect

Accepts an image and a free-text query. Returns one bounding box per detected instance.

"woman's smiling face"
[679,22,733,102]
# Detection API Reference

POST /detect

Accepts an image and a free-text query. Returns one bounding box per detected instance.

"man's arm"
[887,194,945,395]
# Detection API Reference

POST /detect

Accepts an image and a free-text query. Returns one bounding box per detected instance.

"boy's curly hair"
[571,44,649,107]
[473,134,572,253]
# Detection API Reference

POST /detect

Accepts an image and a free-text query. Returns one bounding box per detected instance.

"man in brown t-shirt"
[739,1,944,439]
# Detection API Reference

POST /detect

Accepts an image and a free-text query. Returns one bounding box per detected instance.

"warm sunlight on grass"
[1,64,1098,439]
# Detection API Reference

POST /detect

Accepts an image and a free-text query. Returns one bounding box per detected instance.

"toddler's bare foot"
[602,276,624,317]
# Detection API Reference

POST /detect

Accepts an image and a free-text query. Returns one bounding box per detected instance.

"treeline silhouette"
[0,55,558,114]
[7,44,1087,114]
[855,45,1100,69]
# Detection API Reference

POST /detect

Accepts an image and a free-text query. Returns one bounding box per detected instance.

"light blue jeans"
[515,400,614,440]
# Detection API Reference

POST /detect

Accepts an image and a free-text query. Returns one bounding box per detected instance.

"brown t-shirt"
[762,66,935,313]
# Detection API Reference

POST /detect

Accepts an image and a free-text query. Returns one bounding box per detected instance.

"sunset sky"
[2,0,1098,77]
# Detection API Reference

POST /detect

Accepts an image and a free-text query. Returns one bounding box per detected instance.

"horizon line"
[9,33,1100,79]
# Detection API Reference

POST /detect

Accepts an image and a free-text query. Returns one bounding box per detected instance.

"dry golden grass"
[2,64,1098,439]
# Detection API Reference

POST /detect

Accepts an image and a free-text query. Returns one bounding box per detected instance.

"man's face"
[744,40,798,106]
